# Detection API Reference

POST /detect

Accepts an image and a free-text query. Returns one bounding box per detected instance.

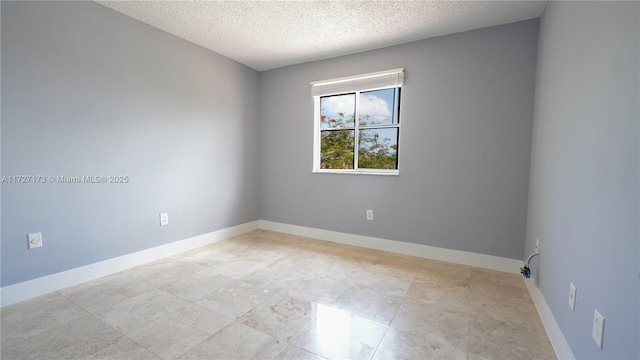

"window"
[311,68,403,175]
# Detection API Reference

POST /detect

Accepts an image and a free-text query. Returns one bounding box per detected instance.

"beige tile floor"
[1,230,556,359]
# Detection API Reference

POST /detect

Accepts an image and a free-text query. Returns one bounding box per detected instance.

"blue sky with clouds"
[320,88,396,128]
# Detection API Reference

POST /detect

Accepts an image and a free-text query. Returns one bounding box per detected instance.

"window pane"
[320,94,355,129]
[359,88,396,126]
[321,130,354,169]
[358,128,398,169]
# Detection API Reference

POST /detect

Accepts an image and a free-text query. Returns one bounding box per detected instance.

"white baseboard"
[0,221,259,307]
[524,277,575,360]
[0,220,526,308]
[259,220,523,273]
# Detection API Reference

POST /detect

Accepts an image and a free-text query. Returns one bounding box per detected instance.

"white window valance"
[310,68,404,97]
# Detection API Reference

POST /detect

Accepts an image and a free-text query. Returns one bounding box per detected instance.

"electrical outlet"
[535,239,539,253]
[366,209,373,221]
[160,213,169,226]
[27,232,43,249]
[592,309,605,349]
[568,283,576,311]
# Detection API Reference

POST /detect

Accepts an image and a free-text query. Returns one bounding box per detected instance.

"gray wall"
[1,1,260,286]
[526,2,639,358]
[259,20,539,260]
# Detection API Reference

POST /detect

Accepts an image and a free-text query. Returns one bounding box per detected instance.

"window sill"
[312,169,399,176]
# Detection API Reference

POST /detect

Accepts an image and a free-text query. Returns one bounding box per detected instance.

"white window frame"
[311,68,404,175]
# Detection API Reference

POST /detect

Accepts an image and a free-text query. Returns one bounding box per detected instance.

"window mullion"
[359,124,399,130]
[321,127,356,131]
[394,88,400,124]
[354,91,360,170]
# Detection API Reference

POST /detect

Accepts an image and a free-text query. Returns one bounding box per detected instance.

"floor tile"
[238,293,316,342]
[373,327,466,360]
[416,260,472,286]
[470,276,531,300]
[61,274,155,314]
[247,254,342,290]
[194,277,280,318]
[391,298,469,353]
[406,277,471,313]
[92,288,192,334]
[329,283,403,326]
[285,275,350,304]
[274,345,327,360]
[245,265,303,290]
[1,293,87,349]
[278,254,346,280]
[212,234,292,262]
[469,286,544,332]
[353,267,415,297]
[87,336,160,359]
[161,274,236,302]
[177,322,287,359]
[220,238,291,264]
[1,313,122,360]
[174,244,240,264]
[471,268,526,288]
[127,304,232,359]
[324,254,372,280]
[195,259,271,279]
[124,258,185,281]
[328,243,381,263]
[283,236,340,255]
[134,262,209,288]
[370,252,424,277]
[467,315,555,360]
[291,305,388,360]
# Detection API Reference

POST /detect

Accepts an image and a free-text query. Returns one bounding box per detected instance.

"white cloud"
[360,94,391,124]
[321,93,391,124]
[321,94,355,119]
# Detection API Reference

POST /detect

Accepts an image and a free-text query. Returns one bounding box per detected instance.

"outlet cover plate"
[568,283,576,311]
[366,210,373,221]
[27,232,43,249]
[160,213,169,226]
[592,309,605,349]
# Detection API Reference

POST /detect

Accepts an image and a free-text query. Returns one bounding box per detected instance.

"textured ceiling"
[96,1,547,71]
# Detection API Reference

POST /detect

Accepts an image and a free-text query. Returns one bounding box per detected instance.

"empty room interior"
[1,1,638,359]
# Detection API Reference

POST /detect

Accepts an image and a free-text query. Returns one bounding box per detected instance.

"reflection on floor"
[1,230,556,359]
